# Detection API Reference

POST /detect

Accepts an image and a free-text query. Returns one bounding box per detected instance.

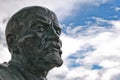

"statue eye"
[56,29,61,35]
[54,26,61,35]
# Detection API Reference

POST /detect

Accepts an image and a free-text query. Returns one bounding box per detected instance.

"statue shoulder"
[0,62,26,80]
[0,62,9,73]
[0,62,9,69]
[0,62,20,80]
[0,62,9,80]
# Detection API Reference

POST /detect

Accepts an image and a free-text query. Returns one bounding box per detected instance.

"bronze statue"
[0,6,63,80]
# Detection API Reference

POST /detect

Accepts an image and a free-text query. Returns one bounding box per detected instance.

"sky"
[0,0,120,80]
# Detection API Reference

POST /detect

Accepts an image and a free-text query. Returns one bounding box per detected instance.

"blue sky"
[0,0,120,80]
[62,0,120,25]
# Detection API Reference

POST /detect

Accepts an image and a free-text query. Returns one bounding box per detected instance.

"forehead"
[32,12,59,25]
[29,13,60,29]
[20,6,60,29]
[31,15,51,25]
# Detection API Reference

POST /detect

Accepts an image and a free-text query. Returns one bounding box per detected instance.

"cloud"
[47,65,69,80]
[60,18,120,80]
[0,45,11,63]
[114,7,120,12]
[100,68,120,80]
[60,33,88,59]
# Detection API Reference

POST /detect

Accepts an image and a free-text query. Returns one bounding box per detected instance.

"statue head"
[5,6,63,71]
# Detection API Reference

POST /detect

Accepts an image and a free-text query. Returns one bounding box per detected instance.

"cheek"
[25,41,40,54]
[24,36,41,49]
[18,37,40,55]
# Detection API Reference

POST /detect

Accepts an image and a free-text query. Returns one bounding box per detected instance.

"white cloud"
[47,65,69,80]
[0,46,11,63]
[83,20,120,64]
[71,19,120,80]
[63,67,100,80]
[101,68,120,80]
[100,60,120,68]
[60,33,88,59]
[114,7,120,12]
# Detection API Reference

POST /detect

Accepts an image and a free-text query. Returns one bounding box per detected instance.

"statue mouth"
[52,47,62,56]
[48,42,62,56]
[51,42,61,50]
[43,39,62,53]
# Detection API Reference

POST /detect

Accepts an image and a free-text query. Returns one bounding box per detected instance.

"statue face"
[17,17,63,70]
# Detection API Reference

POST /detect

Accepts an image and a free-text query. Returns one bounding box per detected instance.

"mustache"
[41,38,62,49]
[39,39,62,55]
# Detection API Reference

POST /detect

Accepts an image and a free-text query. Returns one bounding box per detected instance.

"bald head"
[6,6,59,53]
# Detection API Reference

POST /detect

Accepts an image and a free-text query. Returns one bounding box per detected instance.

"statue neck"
[9,59,48,80]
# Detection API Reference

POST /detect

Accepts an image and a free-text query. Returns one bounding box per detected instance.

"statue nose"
[49,24,59,38]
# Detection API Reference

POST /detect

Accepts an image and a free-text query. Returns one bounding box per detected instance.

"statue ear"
[7,34,19,54]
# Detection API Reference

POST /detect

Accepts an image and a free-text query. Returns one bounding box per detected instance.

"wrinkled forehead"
[23,6,59,27]
[30,14,58,27]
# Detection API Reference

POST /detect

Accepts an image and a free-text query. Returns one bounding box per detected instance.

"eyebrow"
[30,15,61,30]
[36,19,51,25]
[30,18,51,29]
[37,16,51,25]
